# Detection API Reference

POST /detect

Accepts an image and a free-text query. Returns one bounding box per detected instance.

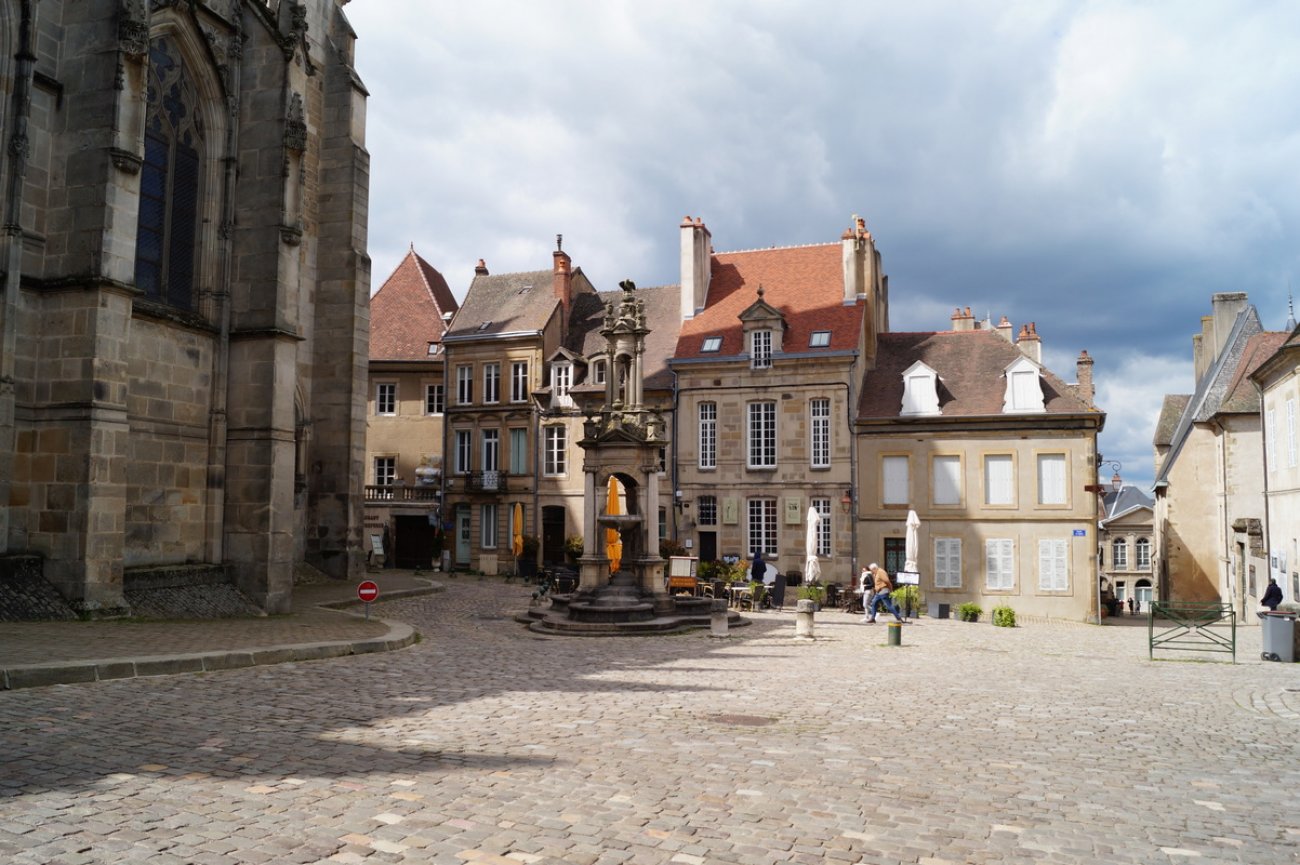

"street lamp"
[840,488,854,514]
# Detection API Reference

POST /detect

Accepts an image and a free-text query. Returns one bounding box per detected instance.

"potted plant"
[957,601,982,622]
[891,585,922,619]
[797,581,826,610]
[992,605,1016,627]
[563,534,584,564]
[518,535,541,580]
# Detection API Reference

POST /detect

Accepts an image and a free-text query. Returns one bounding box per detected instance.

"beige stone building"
[1098,483,1156,613]
[1153,293,1283,618]
[1249,319,1300,607]
[0,1,370,613]
[364,248,457,568]
[856,312,1104,621]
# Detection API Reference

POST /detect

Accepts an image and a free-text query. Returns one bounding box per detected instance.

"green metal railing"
[1148,601,1236,663]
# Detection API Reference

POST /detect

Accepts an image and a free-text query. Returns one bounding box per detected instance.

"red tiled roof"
[370,249,459,361]
[858,330,1095,419]
[674,243,863,359]
[1221,331,1288,413]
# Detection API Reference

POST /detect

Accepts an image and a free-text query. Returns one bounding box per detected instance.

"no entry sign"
[357,580,379,603]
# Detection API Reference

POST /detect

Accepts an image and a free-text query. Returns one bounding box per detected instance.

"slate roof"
[1220,331,1287,414]
[567,284,682,391]
[1100,484,1155,525]
[369,249,458,361]
[446,269,573,339]
[1153,395,1191,448]
[857,330,1095,420]
[673,243,863,360]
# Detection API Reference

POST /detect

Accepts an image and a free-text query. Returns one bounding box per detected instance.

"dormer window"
[1003,356,1045,413]
[592,359,607,384]
[701,336,722,353]
[553,362,572,398]
[809,331,831,348]
[751,330,773,369]
[900,361,941,416]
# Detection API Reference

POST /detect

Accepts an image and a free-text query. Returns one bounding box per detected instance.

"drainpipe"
[670,369,680,541]
[0,0,36,553]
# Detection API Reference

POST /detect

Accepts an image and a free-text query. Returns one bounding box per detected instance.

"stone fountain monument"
[520,281,746,635]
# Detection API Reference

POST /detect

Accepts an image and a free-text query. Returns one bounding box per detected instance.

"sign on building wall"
[784,497,802,525]
[723,498,738,524]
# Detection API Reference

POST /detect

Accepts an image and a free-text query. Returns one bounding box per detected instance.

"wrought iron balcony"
[456,470,511,494]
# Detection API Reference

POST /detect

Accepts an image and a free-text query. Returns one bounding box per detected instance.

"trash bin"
[1260,611,1296,662]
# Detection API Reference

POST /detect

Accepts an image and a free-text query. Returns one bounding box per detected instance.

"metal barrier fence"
[1148,601,1236,663]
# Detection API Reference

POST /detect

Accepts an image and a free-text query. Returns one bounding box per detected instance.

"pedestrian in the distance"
[1127,596,1135,615]
[1262,578,1283,611]
[865,563,904,624]
[858,566,874,622]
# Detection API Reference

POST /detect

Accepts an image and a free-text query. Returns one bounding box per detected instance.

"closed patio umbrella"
[904,509,920,573]
[512,502,524,558]
[605,476,623,574]
[804,505,821,584]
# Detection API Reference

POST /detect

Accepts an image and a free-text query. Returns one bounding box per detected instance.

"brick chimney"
[1075,349,1094,406]
[996,315,1014,342]
[680,216,712,320]
[841,215,876,304]
[475,258,488,276]
[950,306,976,332]
[1016,321,1042,363]
[553,236,572,318]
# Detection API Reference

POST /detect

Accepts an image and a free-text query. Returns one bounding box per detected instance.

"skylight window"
[809,331,831,348]
[701,336,722,352]
[477,321,492,332]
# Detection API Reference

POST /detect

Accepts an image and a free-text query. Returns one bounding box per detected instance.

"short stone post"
[794,598,816,641]
[887,621,902,646]
[710,598,729,638]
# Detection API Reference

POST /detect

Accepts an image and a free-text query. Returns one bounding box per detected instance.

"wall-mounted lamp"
[840,488,854,514]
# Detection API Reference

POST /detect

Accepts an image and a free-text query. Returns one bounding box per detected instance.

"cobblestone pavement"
[1,580,1298,865]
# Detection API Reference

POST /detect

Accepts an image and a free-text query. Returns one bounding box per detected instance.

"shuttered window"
[985,538,1014,589]
[984,455,1014,506]
[882,456,909,505]
[1038,538,1068,591]
[933,455,961,505]
[934,538,962,588]
[1037,454,1066,505]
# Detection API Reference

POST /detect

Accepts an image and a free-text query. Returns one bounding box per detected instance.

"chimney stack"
[1016,321,1042,363]
[475,258,489,276]
[951,306,976,332]
[553,241,573,318]
[1075,349,1094,407]
[680,216,712,320]
[996,315,1014,342]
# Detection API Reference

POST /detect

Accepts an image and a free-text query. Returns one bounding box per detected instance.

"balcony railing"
[364,484,442,504]
[456,470,511,493]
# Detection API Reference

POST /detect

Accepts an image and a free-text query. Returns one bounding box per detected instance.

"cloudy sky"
[345,0,1300,491]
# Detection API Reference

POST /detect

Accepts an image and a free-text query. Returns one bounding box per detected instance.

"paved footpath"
[1,579,1298,865]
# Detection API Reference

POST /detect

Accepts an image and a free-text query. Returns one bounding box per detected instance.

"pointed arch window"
[135,37,204,311]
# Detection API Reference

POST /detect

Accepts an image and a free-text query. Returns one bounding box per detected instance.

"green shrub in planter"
[992,605,1017,628]
[957,602,983,622]
[891,585,922,618]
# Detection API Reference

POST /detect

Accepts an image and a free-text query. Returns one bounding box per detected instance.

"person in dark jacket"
[751,550,765,584]
[1262,578,1284,611]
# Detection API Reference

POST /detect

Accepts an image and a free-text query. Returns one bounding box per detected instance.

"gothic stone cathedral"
[0,0,370,614]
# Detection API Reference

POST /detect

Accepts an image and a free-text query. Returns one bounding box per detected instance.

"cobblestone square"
[2,581,1297,864]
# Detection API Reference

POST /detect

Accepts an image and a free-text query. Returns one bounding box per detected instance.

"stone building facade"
[0,0,370,613]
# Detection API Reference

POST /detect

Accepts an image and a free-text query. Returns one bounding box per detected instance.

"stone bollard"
[794,598,816,641]
[887,621,902,646]
[710,598,730,638]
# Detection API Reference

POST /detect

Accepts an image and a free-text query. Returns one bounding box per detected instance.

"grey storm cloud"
[344,0,1300,490]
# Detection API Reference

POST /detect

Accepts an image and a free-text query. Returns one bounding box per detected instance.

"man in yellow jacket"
[864,563,904,624]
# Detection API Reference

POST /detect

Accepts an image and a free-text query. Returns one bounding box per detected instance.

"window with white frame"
[747,401,777,468]
[698,402,717,470]
[697,495,717,526]
[1267,408,1277,467]
[986,538,1014,589]
[509,429,527,475]
[544,426,567,476]
[374,456,396,487]
[810,398,830,468]
[510,361,529,402]
[1036,453,1066,505]
[454,430,472,474]
[934,537,962,588]
[1038,538,1069,591]
[456,365,473,404]
[1112,538,1128,568]
[984,454,1014,505]
[553,362,572,398]
[424,383,444,415]
[882,455,910,505]
[1136,537,1151,570]
[813,497,831,556]
[480,504,497,548]
[376,382,396,416]
[1289,399,1297,468]
[751,329,772,369]
[747,498,777,555]
[592,359,607,384]
[481,429,499,473]
[483,362,500,404]
[933,455,961,505]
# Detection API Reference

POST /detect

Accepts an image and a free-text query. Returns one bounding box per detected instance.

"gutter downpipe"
[1253,378,1271,597]
[0,0,36,553]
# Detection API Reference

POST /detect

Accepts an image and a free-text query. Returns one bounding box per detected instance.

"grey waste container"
[1259,611,1296,662]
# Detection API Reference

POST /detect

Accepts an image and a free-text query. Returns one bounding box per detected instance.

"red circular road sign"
[357,580,379,603]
